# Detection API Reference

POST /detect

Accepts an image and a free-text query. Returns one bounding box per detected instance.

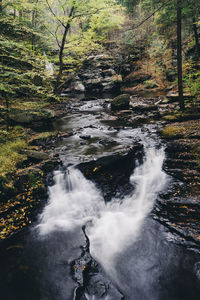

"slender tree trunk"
[177,0,184,110]
[193,17,199,58]
[54,6,75,93]
[32,11,36,51]
[5,94,9,131]
[0,0,2,14]
[19,10,23,19]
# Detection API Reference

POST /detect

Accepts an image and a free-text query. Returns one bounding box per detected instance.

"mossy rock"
[23,150,49,161]
[111,94,130,111]
[162,114,181,121]
[161,125,185,139]
[163,112,200,122]
[9,108,55,124]
[143,80,158,89]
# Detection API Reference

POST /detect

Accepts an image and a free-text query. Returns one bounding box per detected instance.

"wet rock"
[29,131,73,147]
[78,143,144,201]
[118,109,133,115]
[41,159,61,173]
[22,150,49,161]
[64,76,86,94]
[194,262,200,280]
[111,94,130,111]
[154,122,200,246]
[73,82,86,94]
[72,227,124,300]
[131,103,158,113]
[80,135,91,140]
[99,139,118,148]
[129,115,149,126]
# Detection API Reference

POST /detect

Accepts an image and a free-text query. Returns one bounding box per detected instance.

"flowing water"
[38,147,167,273]
[1,96,200,300]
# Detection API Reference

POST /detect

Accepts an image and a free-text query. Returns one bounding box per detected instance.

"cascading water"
[2,97,200,300]
[38,146,167,276]
[44,53,54,75]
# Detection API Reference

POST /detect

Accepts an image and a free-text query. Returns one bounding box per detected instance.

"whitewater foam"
[38,147,167,272]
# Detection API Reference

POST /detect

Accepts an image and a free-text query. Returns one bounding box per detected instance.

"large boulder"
[22,150,49,161]
[9,108,55,125]
[124,70,151,87]
[111,94,130,111]
[61,53,122,95]
[78,143,143,201]
[70,76,85,94]
[79,54,120,94]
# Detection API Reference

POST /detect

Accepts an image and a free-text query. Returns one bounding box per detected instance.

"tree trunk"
[0,0,2,13]
[54,6,75,93]
[5,94,9,131]
[177,0,184,110]
[32,11,35,51]
[19,10,23,19]
[193,17,199,58]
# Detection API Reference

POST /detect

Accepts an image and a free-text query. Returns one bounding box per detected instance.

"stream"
[1,95,200,300]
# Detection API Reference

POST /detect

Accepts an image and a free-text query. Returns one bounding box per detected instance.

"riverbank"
[0,97,73,239]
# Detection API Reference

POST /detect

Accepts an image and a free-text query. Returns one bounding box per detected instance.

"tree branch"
[124,0,171,32]
[43,24,61,48]
[73,7,106,19]
[45,0,66,27]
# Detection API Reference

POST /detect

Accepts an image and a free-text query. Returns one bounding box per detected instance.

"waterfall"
[38,147,167,271]
[44,53,54,76]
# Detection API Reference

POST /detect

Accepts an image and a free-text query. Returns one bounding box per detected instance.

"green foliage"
[0,125,27,143]
[184,71,200,96]
[143,79,157,89]
[183,60,200,96]
[0,33,54,99]
[0,139,28,178]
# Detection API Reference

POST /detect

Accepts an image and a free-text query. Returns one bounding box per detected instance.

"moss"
[163,114,181,121]
[111,94,130,111]
[0,139,28,178]
[29,131,58,146]
[143,79,158,89]
[161,125,185,139]
[0,126,28,143]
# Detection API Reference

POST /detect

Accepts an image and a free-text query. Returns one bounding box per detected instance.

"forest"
[0,0,200,299]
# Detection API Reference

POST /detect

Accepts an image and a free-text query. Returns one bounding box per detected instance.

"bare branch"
[73,7,107,19]
[58,0,66,15]
[55,24,61,48]
[45,0,66,27]
[43,24,61,48]
[124,0,171,33]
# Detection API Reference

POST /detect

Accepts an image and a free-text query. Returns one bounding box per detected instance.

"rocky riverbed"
[0,51,200,300]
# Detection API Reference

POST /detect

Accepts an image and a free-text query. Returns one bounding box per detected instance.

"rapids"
[1,97,200,300]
